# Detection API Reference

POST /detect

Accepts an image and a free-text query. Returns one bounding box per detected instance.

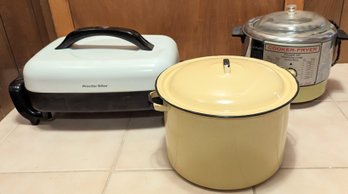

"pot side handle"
[329,20,348,65]
[231,26,246,43]
[332,29,348,65]
[148,91,168,112]
[55,26,154,50]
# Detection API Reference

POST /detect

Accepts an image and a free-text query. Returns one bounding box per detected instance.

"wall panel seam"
[28,0,46,46]
[67,0,75,29]
[339,0,346,26]
[0,14,20,74]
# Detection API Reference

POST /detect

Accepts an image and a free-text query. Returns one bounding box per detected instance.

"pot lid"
[243,5,336,41]
[156,56,298,117]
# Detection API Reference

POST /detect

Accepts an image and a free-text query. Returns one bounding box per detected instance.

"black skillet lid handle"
[55,26,154,50]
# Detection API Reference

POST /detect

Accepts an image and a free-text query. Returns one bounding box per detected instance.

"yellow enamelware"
[149,56,298,190]
[156,56,298,116]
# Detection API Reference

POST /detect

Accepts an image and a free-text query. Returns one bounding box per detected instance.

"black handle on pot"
[231,26,246,43]
[55,26,154,50]
[337,29,348,40]
[333,29,348,65]
[329,20,348,65]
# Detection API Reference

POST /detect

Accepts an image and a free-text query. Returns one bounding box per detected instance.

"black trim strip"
[29,90,154,112]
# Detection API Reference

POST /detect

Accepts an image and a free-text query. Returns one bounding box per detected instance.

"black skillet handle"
[8,76,44,125]
[232,26,246,43]
[55,26,154,50]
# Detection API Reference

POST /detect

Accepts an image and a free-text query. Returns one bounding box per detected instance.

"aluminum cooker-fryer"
[233,5,348,103]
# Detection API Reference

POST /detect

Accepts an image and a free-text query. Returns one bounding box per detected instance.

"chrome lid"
[243,5,337,43]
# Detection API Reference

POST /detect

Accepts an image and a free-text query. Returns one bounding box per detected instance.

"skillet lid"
[23,27,179,93]
[156,56,298,117]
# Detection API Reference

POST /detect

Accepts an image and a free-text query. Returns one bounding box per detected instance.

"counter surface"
[0,64,348,193]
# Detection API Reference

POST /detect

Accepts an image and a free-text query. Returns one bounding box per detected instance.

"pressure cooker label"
[261,41,332,86]
[265,45,320,54]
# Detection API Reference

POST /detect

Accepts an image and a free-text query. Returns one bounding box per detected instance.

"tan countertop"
[0,64,348,194]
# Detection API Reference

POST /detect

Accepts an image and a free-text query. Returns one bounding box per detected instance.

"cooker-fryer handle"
[329,20,348,65]
[148,91,168,112]
[337,29,348,40]
[55,26,154,50]
[232,26,246,43]
[333,29,348,65]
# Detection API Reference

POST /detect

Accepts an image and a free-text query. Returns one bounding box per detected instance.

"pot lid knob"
[223,58,231,74]
[287,4,297,17]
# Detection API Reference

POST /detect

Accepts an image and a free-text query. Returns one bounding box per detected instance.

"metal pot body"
[150,92,290,190]
[244,35,336,102]
[232,7,348,103]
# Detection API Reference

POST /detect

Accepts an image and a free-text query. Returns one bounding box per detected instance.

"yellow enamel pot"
[149,56,298,190]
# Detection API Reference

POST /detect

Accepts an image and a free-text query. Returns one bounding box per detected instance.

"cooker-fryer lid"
[245,4,332,35]
[156,56,298,117]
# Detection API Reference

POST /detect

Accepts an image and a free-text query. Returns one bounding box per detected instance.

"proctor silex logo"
[82,84,108,88]
[265,44,320,54]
